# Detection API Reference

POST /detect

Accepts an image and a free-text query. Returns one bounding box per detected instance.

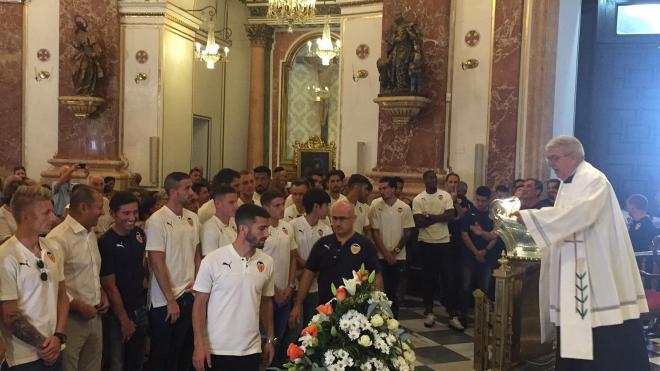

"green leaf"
[331,283,337,296]
[331,326,337,336]
[360,263,366,275]
[368,270,376,283]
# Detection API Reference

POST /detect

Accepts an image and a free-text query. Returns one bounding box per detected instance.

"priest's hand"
[513,212,525,226]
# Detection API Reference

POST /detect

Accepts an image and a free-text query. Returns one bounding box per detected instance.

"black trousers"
[419,241,458,316]
[205,354,261,371]
[555,318,649,371]
[379,259,405,318]
[145,293,195,371]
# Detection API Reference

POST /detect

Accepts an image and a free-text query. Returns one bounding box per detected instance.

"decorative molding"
[119,2,203,32]
[245,24,274,47]
[246,3,340,18]
[338,0,382,8]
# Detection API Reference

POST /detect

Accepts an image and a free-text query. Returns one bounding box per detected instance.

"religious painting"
[293,135,336,177]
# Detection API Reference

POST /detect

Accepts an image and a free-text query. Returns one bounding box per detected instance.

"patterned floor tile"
[425,360,475,371]
[421,329,474,345]
[415,345,469,364]
[444,342,475,360]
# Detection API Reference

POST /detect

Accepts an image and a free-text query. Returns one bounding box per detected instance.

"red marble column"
[375,0,450,173]
[0,3,24,173]
[55,1,121,162]
[486,0,524,188]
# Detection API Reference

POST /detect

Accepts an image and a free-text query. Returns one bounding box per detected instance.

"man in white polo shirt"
[345,174,372,238]
[198,169,241,225]
[283,179,308,222]
[47,185,109,371]
[413,170,462,331]
[236,171,261,207]
[326,170,347,207]
[145,172,200,371]
[370,176,415,318]
[260,190,297,364]
[192,204,275,371]
[0,186,69,370]
[201,185,238,257]
[290,188,332,326]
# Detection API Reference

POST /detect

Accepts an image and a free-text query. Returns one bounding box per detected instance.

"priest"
[516,135,648,370]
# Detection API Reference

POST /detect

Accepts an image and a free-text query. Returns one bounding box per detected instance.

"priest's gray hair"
[546,135,585,161]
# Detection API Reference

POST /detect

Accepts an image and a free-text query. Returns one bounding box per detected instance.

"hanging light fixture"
[268,0,317,33]
[314,16,341,66]
[188,5,232,70]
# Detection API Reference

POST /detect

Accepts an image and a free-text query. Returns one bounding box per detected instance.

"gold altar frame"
[293,135,337,177]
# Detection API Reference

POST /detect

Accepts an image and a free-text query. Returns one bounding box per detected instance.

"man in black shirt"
[99,191,148,371]
[536,179,560,208]
[626,194,658,252]
[289,201,382,328]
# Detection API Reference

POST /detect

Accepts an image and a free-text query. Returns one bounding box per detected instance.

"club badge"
[318,229,324,237]
[282,227,288,235]
[47,251,56,263]
[438,195,444,200]
[397,207,403,213]
[187,218,194,227]
[350,243,361,255]
[135,231,144,244]
[257,261,265,272]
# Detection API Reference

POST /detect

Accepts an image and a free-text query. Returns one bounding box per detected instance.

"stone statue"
[71,15,104,96]
[377,15,423,96]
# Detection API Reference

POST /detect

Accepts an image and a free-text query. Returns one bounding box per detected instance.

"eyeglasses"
[545,154,569,163]
[331,216,352,222]
[36,260,48,282]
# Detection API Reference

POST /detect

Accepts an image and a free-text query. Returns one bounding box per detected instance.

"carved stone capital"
[245,24,274,48]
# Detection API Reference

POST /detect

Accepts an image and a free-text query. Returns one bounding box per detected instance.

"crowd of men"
[0,158,657,371]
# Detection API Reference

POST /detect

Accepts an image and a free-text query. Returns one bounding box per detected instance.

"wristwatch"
[54,332,67,344]
[267,337,278,346]
[393,247,402,254]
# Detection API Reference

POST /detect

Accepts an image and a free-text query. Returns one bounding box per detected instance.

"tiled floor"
[400,298,660,370]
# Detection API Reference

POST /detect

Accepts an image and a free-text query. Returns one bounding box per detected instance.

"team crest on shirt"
[358,206,363,213]
[318,229,324,236]
[438,195,444,200]
[257,261,265,272]
[47,251,56,263]
[397,207,403,213]
[187,218,194,227]
[231,225,237,232]
[135,231,144,244]
[282,227,288,235]
[350,243,361,254]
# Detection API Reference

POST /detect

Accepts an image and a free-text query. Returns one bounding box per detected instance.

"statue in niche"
[71,15,104,96]
[377,15,424,96]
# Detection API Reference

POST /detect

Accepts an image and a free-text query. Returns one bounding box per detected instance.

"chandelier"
[188,5,232,69]
[307,84,330,101]
[307,17,340,66]
[268,0,317,32]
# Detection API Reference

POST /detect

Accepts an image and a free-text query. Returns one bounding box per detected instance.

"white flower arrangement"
[285,264,415,371]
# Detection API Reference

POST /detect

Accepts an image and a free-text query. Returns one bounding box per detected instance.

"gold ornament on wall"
[355,44,369,59]
[464,30,480,47]
[135,50,149,64]
[37,48,51,62]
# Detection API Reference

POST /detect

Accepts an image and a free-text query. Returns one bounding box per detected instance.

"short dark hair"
[627,194,648,210]
[379,176,397,189]
[526,178,543,191]
[422,170,435,179]
[260,190,284,206]
[104,176,116,184]
[546,178,560,188]
[445,172,460,181]
[305,170,323,178]
[211,168,240,188]
[13,165,25,173]
[273,166,285,173]
[303,188,331,213]
[253,166,271,177]
[327,169,345,181]
[2,179,26,205]
[109,191,139,212]
[475,186,492,198]
[70,185,99,210]
[393,176,404,185]
[164,172,190,195]
[495,184,509,193]
[347,174,370,189]
[212,185,237,199]
[192,181,210,194]
[514,178,525,186]
[189,167,202,175]
[235,204,271,229]
[290,179,310,189]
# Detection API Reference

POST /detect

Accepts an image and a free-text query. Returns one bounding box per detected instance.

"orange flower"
[301,324,318,337]
[287,343,304,360]
[336,287,347,302]
[316,303,333,315]
[354,271,369,282]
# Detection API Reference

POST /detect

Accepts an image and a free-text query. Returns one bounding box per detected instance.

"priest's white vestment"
[519,161,648,360]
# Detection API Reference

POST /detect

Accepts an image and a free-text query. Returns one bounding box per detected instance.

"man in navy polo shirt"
[288,201,382,328]
[99,191,148,371]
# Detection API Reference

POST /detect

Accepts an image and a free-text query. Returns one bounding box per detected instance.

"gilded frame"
[293,135,337,177]
[278,31,340,165]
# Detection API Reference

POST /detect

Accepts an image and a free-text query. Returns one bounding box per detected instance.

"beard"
[246,232,266,249]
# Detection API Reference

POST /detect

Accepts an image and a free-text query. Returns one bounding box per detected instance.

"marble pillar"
[485,0,524,188]
[245,24,273,169]
[44,0,128,185]
[0,3,24,174]
[375,0,450,173]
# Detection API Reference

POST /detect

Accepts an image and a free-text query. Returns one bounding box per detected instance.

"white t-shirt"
[353,201,371,235]
[201,216,237,256]
[412,189,454,243]
[328,193,347,207]
[0,205,17,243]
[0,237,64,367]
[194,245,274,356]
[237,193,262,207]
[93,196,113,236]
[369,197,415,260]
[197,199,216,225]
[145,206,200,308]
[283,204,304,223]
[284,194,294,208]
[262,220,297,290]
[291,216,333,293]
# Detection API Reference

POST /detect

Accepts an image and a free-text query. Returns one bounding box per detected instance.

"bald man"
[289,201,382,328]
[89,176,113,235]
[53,165,89,218]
